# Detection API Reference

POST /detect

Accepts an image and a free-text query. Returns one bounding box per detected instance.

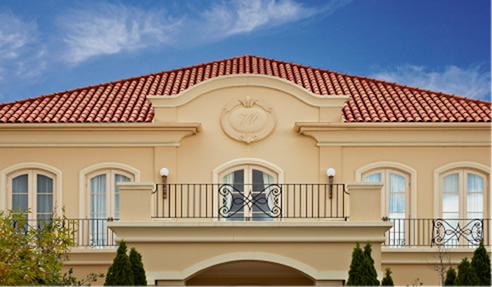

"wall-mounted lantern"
[326,168,336,199]
[160,168,169,199]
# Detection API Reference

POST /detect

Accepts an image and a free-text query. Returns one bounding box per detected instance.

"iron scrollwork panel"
[432,218,484,246]
[218,184,282,219]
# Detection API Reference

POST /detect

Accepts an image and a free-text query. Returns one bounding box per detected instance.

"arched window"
[7,169,56,222]
[88,169,133,220]
[219,165,277,221]
[439,168,488,246]
[357,162,415,247]
[85,168,135,247]
[213,158,283,222]
[362,169,410,220]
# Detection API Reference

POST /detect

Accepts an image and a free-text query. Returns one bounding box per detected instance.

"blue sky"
[0,0,490,103]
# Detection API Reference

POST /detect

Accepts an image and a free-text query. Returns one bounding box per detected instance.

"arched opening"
[185,260,315,286]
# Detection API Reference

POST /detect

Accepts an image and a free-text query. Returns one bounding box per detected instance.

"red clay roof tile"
[0,55,490,123]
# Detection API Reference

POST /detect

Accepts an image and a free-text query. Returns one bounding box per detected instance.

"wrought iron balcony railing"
[152,183,348,219]
[20,218,118,248]
[383,218,490,248]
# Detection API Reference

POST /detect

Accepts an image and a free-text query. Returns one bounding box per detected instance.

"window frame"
[362,168,411,219]
[438,168,488,219]
[86,169,135,220]
[7,169,56,220]
[213,158,284,221]
[356,161,417,218]
[219,164,278,220]
[78,162,140,219]
[433,161,490,218]
[1,163,62,219]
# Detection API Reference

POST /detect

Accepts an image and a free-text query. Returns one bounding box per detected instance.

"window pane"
[12,174,28,194]
[443,173,459,193]
[114,174,130,220]
[364,173,381,182]
[389,173,405,193]
[467,212,483,219]
[90,174,106,219]
[252,169,274,221]
[467,174,483,193]
[12,175,28,212]
[37,194,53,213]
[467,193,483,213]
[37,175,53,218]
[443,193,459,212]
[389,193,405,212]
[222,170,244,220]
[12,194,28,211]
[37,175,53,194]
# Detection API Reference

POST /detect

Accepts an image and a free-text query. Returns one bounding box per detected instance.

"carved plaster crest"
[221,96,276,144]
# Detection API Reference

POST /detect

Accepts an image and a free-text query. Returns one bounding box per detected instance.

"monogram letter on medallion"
[221,96,276,144]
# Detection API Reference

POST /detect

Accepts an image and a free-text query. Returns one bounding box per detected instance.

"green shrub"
[381,268,394,286]
[130,248,147,286]
[363,243,380,286]
[471,241,491,286]
[347,242,365,286]
[443,266,456,286]
[347,242,380,286]
[455,257,479,286]
[104,240,134,286]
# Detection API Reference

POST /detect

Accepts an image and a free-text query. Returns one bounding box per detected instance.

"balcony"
[383,218,491,248]
[151,183,348,220]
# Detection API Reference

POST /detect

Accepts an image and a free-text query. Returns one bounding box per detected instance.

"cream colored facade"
[0,75,490,285]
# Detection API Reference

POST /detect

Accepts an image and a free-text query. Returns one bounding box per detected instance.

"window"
[440,169,488,246]
[88,169,133,246]
[219,165,278,221]
[363,168,410,246]
[8,169,55,223]
[363,169,410,219]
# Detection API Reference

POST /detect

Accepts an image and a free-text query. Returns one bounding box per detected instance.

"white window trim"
[79,162,141,218]
[433,161,490,218]
[0,162,62,215]
[212,158,284,183]
[355,161,417,218]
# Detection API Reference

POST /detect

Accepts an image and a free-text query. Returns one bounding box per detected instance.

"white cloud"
[60,4,182,64]
[57,0,349,64]
[370,65,491,101]
[0,12,37,60]
[201,0,316,37]
[0,12,47,84]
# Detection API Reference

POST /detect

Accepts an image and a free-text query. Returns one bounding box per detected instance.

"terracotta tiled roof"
[0,55,490,123]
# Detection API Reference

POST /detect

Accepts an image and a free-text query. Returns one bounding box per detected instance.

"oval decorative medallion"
[221,96,276,144]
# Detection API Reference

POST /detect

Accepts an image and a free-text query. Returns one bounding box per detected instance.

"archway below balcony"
[185,260,314,285]
[182,252,316,286]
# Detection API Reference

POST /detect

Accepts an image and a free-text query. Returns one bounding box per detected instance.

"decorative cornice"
[147,74,350,108]
[295,122,491,146]
[0,123,202,147]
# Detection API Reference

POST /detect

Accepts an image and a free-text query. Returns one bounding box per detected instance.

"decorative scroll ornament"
[221,96,276,144]
[432,219,484,247]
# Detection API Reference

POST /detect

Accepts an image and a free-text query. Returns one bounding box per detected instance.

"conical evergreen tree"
[381,268,394,286]
[443,267,456,286]
[363,242,380,286]
[347,242,365,286]
[471,241,491,286]
[455,257,479,286]
[130,247,147,286]
[104,240,134,286]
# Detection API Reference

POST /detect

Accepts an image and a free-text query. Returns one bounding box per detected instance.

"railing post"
[118,182,155,221]
[347,182,384,221]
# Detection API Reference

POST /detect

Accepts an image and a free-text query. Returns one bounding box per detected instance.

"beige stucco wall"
[0,75,490,285]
